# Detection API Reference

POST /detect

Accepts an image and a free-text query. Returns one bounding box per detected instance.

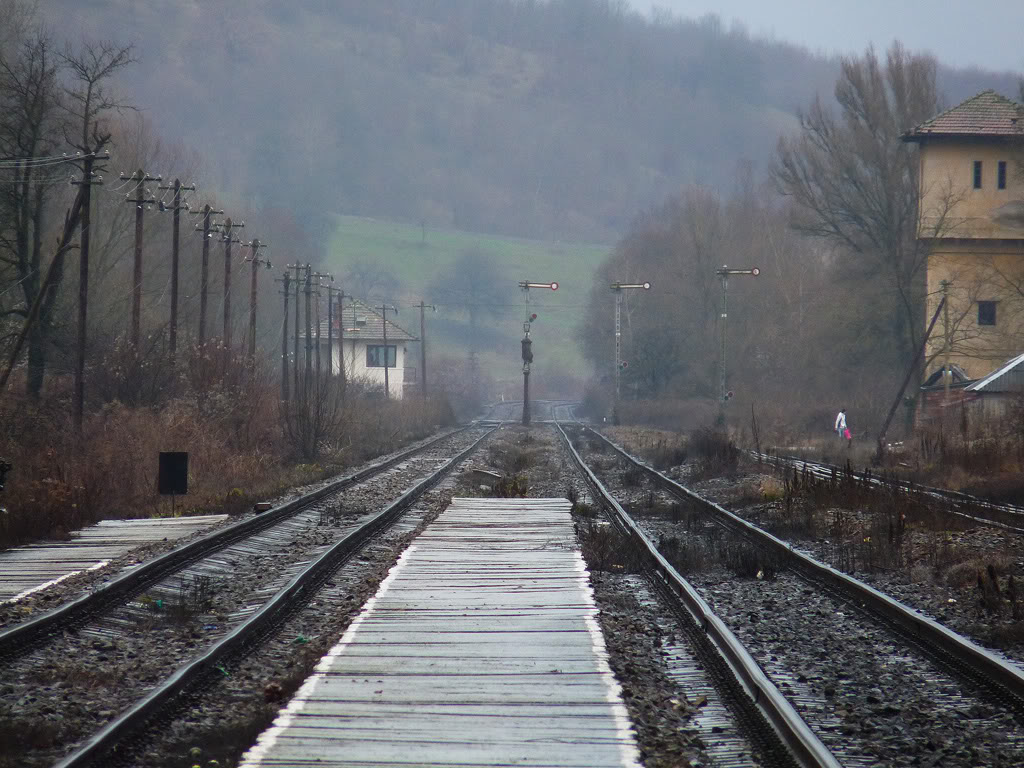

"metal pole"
[718,271,728,425]
[523,287,530,425]
[614,289,622,399]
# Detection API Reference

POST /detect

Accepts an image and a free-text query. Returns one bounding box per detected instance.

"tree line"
[580,44,1024,438]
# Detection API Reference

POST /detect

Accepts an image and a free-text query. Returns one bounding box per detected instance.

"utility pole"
[158,178,195,363]
[71,149,106,432]
[304,265,313,403]
[193,204,224,349]
[380,303,397,399]
[609,281,651,422]
[245,239,271,361]
[714,265,759,425]
[217,216,244,367]
[941,279,952,402]
[312,272,332,381]
[518,281,559,424]
[280,271,290,402]
[122,169,159,349]
[291,264,302,398]
[326,283,342,380]
[335,288,346,388]
[419,301,436,398]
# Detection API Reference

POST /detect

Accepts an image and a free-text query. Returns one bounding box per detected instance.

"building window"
[366,345,396,367]
[973,160,983,189]
[978,300,997,326]
[998,160,1007,189]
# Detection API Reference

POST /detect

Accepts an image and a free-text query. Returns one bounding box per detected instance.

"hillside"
[39,1,1022,246]
[327,216,607,390]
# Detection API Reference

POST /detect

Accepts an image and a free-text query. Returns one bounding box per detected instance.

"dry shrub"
[576,519,642,573]
[0,361,459,549]
[614,398,715,431]
[492,474,528,497]
[759,475,785,501]
[944,555,1014,588]
[689,426,738,478]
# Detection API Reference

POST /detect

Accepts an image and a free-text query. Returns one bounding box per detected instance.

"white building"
[309,298,418,399]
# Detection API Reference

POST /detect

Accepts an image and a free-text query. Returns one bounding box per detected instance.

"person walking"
[834,408,851,446]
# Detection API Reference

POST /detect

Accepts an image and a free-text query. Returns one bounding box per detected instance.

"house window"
[973,160,983,189]
[978,300,997,326]
[998,161,1007,189]
[366,345,396,367]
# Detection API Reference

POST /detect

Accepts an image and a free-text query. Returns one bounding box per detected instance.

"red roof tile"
[904,90,1024,140]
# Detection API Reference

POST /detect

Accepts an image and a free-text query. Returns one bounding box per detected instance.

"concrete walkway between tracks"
[240,497,641,768]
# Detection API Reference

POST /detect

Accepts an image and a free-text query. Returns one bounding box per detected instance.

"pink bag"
[843,428,851,440]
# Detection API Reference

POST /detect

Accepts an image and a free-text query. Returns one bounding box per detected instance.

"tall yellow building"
[904,90,1024,381]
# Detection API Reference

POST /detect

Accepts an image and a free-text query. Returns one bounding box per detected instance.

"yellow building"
[904,90,1024,381]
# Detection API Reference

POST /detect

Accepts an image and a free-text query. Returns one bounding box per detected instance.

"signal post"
[609,281,650,423]
[518,280,558,425]
[715,265,759,425]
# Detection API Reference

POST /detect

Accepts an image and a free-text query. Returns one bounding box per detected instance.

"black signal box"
[158,452,189,495]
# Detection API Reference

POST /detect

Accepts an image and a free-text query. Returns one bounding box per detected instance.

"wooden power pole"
[122,169,158,349]
[280,270,290,402]
[71,150,105,432]
[245,238,270,361]
[418,301,435,398]
[194,204,223,349]
[217,216,244,367]
[158,178,195,364]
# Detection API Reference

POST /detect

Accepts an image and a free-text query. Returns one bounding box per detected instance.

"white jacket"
[835,411,847,431]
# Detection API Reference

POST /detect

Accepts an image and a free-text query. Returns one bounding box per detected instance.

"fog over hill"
[40,0,1022,245]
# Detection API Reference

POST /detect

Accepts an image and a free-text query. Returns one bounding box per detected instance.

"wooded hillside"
[39,0,1021,244]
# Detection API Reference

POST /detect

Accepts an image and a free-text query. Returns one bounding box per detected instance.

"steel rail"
[54,426,496,768]
[0,426,469,659]
[554,422,840,768]
[753,449,1024,534]
[588,427,1024,705]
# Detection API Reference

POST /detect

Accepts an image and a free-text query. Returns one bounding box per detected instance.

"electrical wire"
[0,266,40,298]
[0,154,89,168]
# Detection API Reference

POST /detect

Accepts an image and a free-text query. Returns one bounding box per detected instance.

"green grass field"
[326,215,611,389]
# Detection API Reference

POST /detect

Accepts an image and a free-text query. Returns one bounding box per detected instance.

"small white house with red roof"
[307,298,418,399]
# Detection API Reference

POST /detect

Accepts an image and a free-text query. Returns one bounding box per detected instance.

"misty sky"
[633,1,1024,73]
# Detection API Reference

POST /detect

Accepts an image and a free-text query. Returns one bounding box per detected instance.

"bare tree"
[0,29,64,395]
[773,43,942,374]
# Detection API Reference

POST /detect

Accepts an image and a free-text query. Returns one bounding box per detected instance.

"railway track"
[0,426,466,660]
[11,411,1022,767]
[556,422,836,768]
[1,426,495,768]
[569,424,1024,766]
[753,449,1024,534]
